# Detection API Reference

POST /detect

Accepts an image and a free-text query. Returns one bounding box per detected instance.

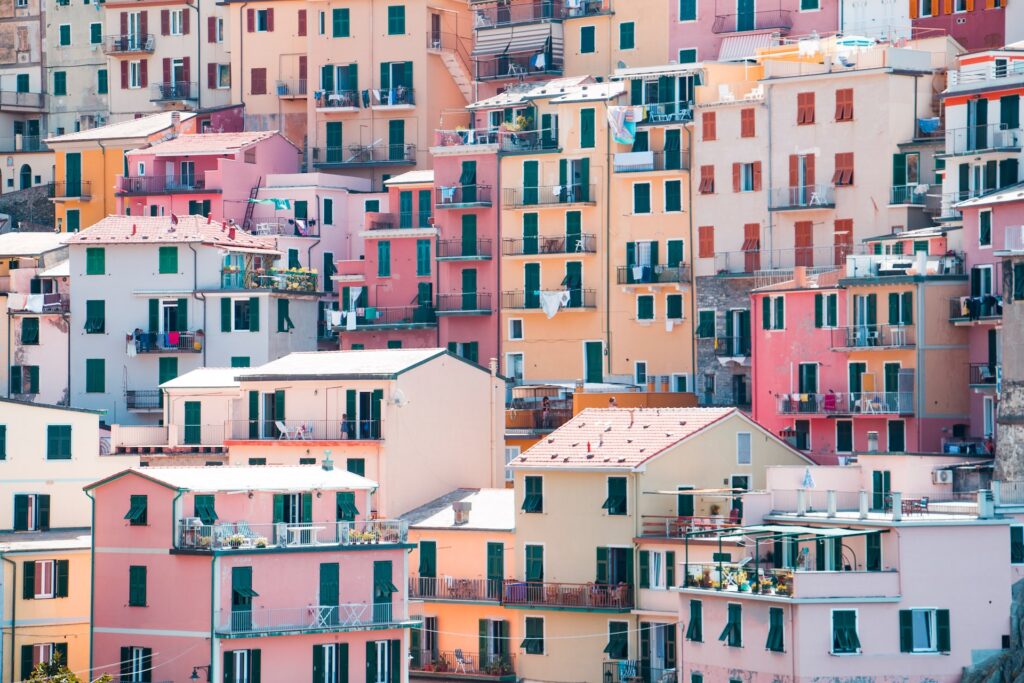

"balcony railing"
[504,184,596,207]
[221,269,318,293]
[8,292,68,314]
[314,89,359,109]
[712,9,792,33]
[225,418,382,441]
[845,252,964,279]
[435,185,493,207]
[312,144,417,166]
[412,650,515,678]
[829,325,915,350]
[950,295,1002,322]
[371,87,415,107]
[408,576,502,602]
[177,519,407,551]
[247,220,321,238]
[639,515,732,539]
[436,292,492,313]
[890,183,929,205]
[436,239,493,260]
[503,233,597,255]
[771,488,984,518]
[946,124,1022,155]
[434,128,501,147]
[713,336,750,357]
[216,603,408,636]
[111,425,169,451]
[714,245,863,274]
[502,581,633,610]
[769,184,835,210]
[505,406,573,433]
[0,91,45,109]
[48,181,91,199]
[103,33,155,54]
[125,389,162,411]
[634,103,693,125]
[334,305,438,329]
[775,391,914,416]
[0,135,46,153]
[131,330,202,353]
[151,81,198,101]
[616,264,690,285]
[970,362,999,387]
[498,129,560,153]
[475,53,563,82]
[502,289,596,309]
[116,174,210,194]
[602,662,674,683]
[473,0,566,26]
[276,79,307,98]
[612,150,688,173]
[948,60,1024,86]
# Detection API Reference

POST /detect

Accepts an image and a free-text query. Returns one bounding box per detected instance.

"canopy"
[718,32,776,62]
[472,23,557,57]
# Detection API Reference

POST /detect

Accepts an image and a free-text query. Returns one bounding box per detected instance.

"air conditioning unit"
[932,469,953,485]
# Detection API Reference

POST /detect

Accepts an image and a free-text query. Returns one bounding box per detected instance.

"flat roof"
[161,367,242,389]
[131,131,283,157]
[0,396,104,415]
[384,170,434,186]
[0,232,68,258]
[87,465,378,493]
[66,215,279,252]
[0,529,91,553]
[240,348,452,381]
[400,488,514,531]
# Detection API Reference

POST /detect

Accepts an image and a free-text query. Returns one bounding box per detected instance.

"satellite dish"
[391,389,410,407]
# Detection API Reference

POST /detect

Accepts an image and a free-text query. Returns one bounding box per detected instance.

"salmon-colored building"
[87,465,415,683]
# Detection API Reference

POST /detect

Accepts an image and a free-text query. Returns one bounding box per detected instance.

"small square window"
[509,319,523,340]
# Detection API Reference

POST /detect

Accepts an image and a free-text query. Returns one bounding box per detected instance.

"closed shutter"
[249,298,260,332]
[22,560,34,598]
[638,551,649,588]
[221,297,231,332]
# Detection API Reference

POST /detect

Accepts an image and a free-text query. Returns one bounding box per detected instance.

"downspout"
[98,139,108,222]
[66,305,71,406]
[187,243,206,365]
[495,150,502,365]
[209,553,217,682]
[1,554,15,681]
[604,115,611,378]
[765,79,774,261]
[686,124,696,385]
[193,0,202,110]
[238,3,250,114]
[85,489,95,679]
[6,311,10,398]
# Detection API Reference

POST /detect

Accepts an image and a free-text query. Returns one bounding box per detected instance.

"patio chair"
[236,520,258,542]
[214,523,235,547]
[276,421,300,439]
[454,649,475,673]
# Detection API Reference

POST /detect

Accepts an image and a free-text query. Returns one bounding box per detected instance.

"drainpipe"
[495,154,501,365]
[238,3,250,114]
[686,124,696,386]
[187,243,206,365]
[6,310,10,398]
[489,358,498,487]
[65,304,71,406]
[85,489,95,679]
[2,553,15,680]
[765,80,774,261]
[97,139,108,221]
[604,119,612,379]
[191,0,202,110]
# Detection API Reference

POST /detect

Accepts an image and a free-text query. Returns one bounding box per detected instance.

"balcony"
[713,336,750,357]
[634,103,693,126]
[150,81,198,102]
[772,487,986,519]
[502,289,596,310]
[829,325,915,350]
[498,129,560,153]
[472,0,566,26]
[612,150,688,173]
[216,603,412,637]
[412,650,515,680]
[969,362,999,389]
[125,389,162,412]
[681,562,901,600]
[314,89,360,110]
[275,79,307,99]
[503,233,596,256]
[220,269,318,293]
[639,515,729,539]
[312,144,417,168]
[502,581,633,611]
[775,391,914,416]
[475,53,563,82]
[366,213,432,232]
[889,183,932,206]
[436,239,493,261]
[116,174,211,195]
[434,128,501,148]
[177,519,407,551]
[505,396,572,434]
[616,264,690,285]
[0,90,45,110]
[48,181,91,200]
[177,423,226,447]
[371,87,415,109]
[714,245,864,274]
[7,293,68,314]
[769,184,835,211]
[0,136,47,153]
[602,662,674,683]
[225,418,383,441]
[111,425,169,453]
[712,9,792,33]
[246,219,321,238]
[845,251,965,279]
[103,33,155,54]
[435,292,493,315]
[408,575,502,602]
[131,330,203,353]
[945,124,1022,157]
[503,184,596,208]
[435,184,493,208]
[950,295,1002,324]
[948,60,1024,88]
[334,305,438,330]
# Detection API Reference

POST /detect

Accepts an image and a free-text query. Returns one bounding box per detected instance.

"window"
[699,165,715,194]
[831,610,861,654]
[698,225,714,259]
[16,73,28,93]
[637,295,654,321]
[214,16,225,41]
[580,25,595,53]
[604,620,629,659]
[0,426,5,459]
[217,64,231,89]
[888,420,906,453]
[387,4,405,34]
[580,108,595,148]
[887,291,913,326]
[766,607,785,652]
[90,22,102,44]
[667,294,683,320]
[53,71,67,97]
[954,0,967,10]
[85,299,105,333]
[231,357,250,368]
[522,476,543,512]
[323,198,334,225]
[679,0,696,20]
[980,210,992,246]
[85,359,105,394]
[702,111,716,141]
[223,649,261,683]
[833,152,854,186]
[158,246,178,274]
[377,241,391,277]
[797,92,815,125]
[665,180,682,212]
[10,366,39,395]
[719,603,742,647]
[639,550,675,589]
[277,299,295,332]
[509,319,523,340]
[124,494,148,526]
[14,494,49,531]
[762,295,785,330]
[347,458,365,476]
[678,48,697,63]
[814,293,838,328]
[416,239,430,276]
[332,8,350,37]
[899,609,950,653]
[736,432,751,465]
[97,68,108,95]
[801,0,820,8]
[917,0,933,15]
[523,617,544,654]
[633,183,651,213]
[734,162,758,192]
[128,61,142,88]
[696,309,715,338]
[254,8,270,31]
[835,88,853,121]
[250,67,267,95]
[634,361,647,386]
[603,477,627,515]
[26,559,68,600]
[128,565,147,606]
[21,318,39,345]
[525,544,543,582]
[686,600,702,641]
[59,24,71,46]
[740,108,755,137]
[619,22,635,49]
[1012,526,1024,564]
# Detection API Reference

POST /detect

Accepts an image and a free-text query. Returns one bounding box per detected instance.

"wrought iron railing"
[775,391,914,415]
[502,289,596,309]
[712,9,792,33]
[117,174,209,194]
[829,325,915,349]
[502,581,633,609]
[436,239,493,259]
[312,143,417,165]
[616,264,690,284]
[225,419,382,441]
[769,184,836,210]
[435,184,493,206]
[103,33,155,53]
[408,576,502,602]
[151,81,198,101]
[503,233,596,255]
[436,292,492,313]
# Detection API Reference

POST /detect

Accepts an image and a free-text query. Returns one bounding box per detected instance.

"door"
[737,0,755,31]
[171,58,185,94]
[325,122,342,163]
[565,261,582,307]
[430,13,441,46]
[523,161,539,205]
[524,263,540,309]
[730,475,749,517]
[19,164,30,190]
[461,268,477,311]
[871,470,891,510]
[731,374,747,407]
[506,353,524,384]
[128,12,141,47]
[179,161,195,188]
[418,541,436,596]
[183,401,201,445]
[64,153,81,197]
[231,566,254,632]
[565,211,581,252]
[462,215,477,256]
[388,119,405,161]
[486,542,504,600]
[460,161,477,203]
[584,341,603,384]
[884,362,900,410]
[849,362,866,403]
[676,486,694,517]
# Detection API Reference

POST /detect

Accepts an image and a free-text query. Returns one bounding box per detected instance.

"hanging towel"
[552,185,563,197]
[329,310,343,327]
[632,265,644,281]
[539,290,564,319]
[24,294,44,312]
[441,186,456,203]
[7,293,26,310]
[345,311,357,331]
[126,334,138,357]
[665,319,674,332]
[918,117,941,134]
[168,331,180,347]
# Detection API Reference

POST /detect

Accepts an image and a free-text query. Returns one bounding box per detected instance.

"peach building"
[678,457,1006,682]
[560,0,667,90]
[305,0,472,189]
[87,465,415,683]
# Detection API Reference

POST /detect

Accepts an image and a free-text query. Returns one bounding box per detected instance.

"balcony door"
[171,58,185,94]
[968,98,988,151]
[128,11,142,47]
[736,0,754,31]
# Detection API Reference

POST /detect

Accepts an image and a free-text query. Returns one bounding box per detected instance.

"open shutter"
[23,561,34,599]
[936,609,951,652]
[221,298,231,331]
[21,645,34,681]
[814,293,823,328]
[38,495,49,529]
[176,298,188,331]
[596,547,608,584]
[365,642,377,680]
[57,559,69,597]
[274,389,285,421]
[638,551,650,588]
[249,297,259,331]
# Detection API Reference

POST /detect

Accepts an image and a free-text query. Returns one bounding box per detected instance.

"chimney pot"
[793,266,808,288]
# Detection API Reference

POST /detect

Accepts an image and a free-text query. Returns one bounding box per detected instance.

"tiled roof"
[132,131,281,156]
[44,111,195,144]
[239,348,453,380]
[511,407,738,469]
[549,82,626,103]
[400,488,514,531]
[66,215,278,251]
[87,465,378,493]
[161,367,241,390]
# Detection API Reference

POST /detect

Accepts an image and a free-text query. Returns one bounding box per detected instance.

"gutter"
[686,124,696,386]
[85,488,95,679]
[1,553,15,680]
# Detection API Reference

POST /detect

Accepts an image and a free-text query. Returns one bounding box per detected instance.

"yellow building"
[44,111,198,232]
[561,0,669,80]
[403,488,517,680]
[508,407,811,683]
[0,532,91,683]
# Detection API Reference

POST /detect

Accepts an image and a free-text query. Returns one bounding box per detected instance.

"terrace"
[969,362,999,390]
[502,289,596,309]
[503,233,596,256]
[412,651,515,680]
[505,392,572,435]
[116,173,213,195]
[408,576,502,602]
[331,305,438,331]
[950,294,1002,325]
[612,150,688,173]
[215,602,415,637]
[501,580,633,611]
[435,184,493,208]
[225,419,382,441]
[768,184,836,211]
[436,239,493,261]
[775,391,914,416]
[125,389,162,412]
[829,325,915,350]
[220,269,318,293]
[616,264,690,285]
[435,293,493,315]
[176,518,407,551]
[503,184,596,208]
[130,330,203,353]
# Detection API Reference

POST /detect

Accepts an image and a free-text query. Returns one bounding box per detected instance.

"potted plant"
[254,537,268,548]
[226,534,246,549]
[198,536,211,549]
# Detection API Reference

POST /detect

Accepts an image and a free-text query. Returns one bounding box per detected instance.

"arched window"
[19,164,31,190]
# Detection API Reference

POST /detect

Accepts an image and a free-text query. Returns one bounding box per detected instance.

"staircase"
[429,33,474,103]
[242,176,261,231]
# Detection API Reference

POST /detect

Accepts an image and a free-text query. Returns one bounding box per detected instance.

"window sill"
[830,651,861,656]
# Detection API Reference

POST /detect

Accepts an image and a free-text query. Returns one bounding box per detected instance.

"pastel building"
[116,131,300,223]
[0,0,49,194]
[306,0,472,188]
[507,407,810,683]
[678,457,1006,683]
[911,0,1008,52]
[43,0,110,136]
[87,465,416,683]
[66,215,318,424]
[751,246,970,463]
[560,0,667,88]
[0,531,92,683]
[0,233,70,405]
[403,488,518,680]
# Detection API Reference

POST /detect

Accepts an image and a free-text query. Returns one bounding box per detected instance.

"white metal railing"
[176,424,225,447]
[946,124,1023,155]
[111,424,169,449]
[215,603,407,635]
[1002,226,1024,253]
[175,519,408,550]
[775,391,914,415]
[771,488,987,519]
[948,60,1024,87]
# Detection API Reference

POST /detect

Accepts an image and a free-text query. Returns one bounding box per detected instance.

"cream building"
[43,0,109,136]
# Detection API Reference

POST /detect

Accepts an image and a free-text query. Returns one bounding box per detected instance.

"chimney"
[130,224,137,236]
[322,452,334,471]
[170,111,181,134]
[793,266,808,288]
[452,501,471,525]
[489,357,498,376]
[227,227,236,240]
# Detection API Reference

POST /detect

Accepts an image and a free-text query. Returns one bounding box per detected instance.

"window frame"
[736,432,751,465]
[508,318,524,341]
[830,609,861,655]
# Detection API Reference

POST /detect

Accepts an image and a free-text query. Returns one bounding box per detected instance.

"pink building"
[751,243,970,463]
[912,1,1006,52]
[677,456,1006,683]
[669,0,838,64]
[116,132,301,224]
[87,465,414,683]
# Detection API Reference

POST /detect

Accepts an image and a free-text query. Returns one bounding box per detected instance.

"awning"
[718,32,776,62]
[233,586,259,598]
[473,23,553,57]
[741,238,760,251]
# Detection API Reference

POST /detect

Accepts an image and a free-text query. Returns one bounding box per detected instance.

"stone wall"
[0,183,54,231]
[695,274,754,407]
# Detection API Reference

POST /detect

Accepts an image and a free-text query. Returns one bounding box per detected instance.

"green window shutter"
[667,295,683,320]
[416,239,430,276]
[323,198,334,226]
[220,298,231,332]
[580,108,595,148]
[21,645,33,680]
[86,358,105,393]
[336,491,358,521]
[158,357,178,386]
[313,644,324,682]
[888,292,899,325]
[274,389,285,421]
[898,609,913,652]
[814,293,823,328]
[619,22,634,49]
[580,25,595,53]
[288,248,300,269]
[98,68,108,94]
[21,318,39,345]
[22,560,35,599]
[595,546,609,584]
[766,607,784,652]
[47,425,72,459]
[158,246,178,274]
[936,609,951,652]
[637,295,654,320]
[129,565,147,606]
[680,0,696,20]
[638,551,650,588]
[634,183,651,213]
[14,495,28,531]
[85,299,105,333]
[526,545,544,582]
[346,458,365,476]
[665,180,682,211]
[901,292,913,324]
[0,425,6,459]
[1013,526,1024,564]
[319,562,340,606]
[54,71,67,96]
[176,298,188,332]
[418,541,436,577]
[85,247,104,274]
[774,296,784,329]
[378,241,391,276]
[321,64,334,91]
[762,296,771,329]
[323,252,335,292]
[387,4,405,34]
[827,294,837,327]
[194,495,218,525]
[664,550,676,587]
[332,8,350,37]
[277,299,293,332]
[302,493,313,523]
[867,293,877,325]
[249,297,260,332]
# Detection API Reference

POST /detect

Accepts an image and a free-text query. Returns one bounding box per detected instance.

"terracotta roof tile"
[66,215,277,251]
[132,131,282,156]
